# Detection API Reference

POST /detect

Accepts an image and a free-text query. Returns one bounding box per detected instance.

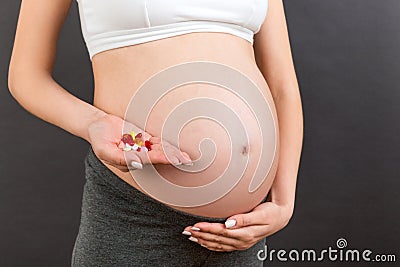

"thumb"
[125,152,144,170]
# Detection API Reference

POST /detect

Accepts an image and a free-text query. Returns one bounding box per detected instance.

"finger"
[175,150,193,165]
[155,140,192,164]
[147,148,182,165]
[187,229,242,248]
[149,136,161,144]
[188,223,267,242]
[207,248,231,252]
[200,241,239,252]
[149,143,162,151]
[146,150,172,165]
[148,139,193,165]
[185,223,242,240]
[223,208,268,229]
[168,154,182,165]
[128,156,143,170]
[163,142,192,165]
[197,240,237,252]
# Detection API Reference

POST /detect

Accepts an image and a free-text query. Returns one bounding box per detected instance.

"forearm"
[269,87,303,211]
[251,0,303,211]
[8,72,106,143]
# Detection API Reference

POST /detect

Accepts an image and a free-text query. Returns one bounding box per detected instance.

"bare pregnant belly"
[91,32,279,218]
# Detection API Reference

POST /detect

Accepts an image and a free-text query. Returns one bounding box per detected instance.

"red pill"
[145,140,152,151]
[121,134,135,146]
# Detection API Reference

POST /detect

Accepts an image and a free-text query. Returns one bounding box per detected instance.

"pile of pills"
[119,131,152,152]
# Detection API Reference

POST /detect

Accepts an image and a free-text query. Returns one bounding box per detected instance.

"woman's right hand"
[87,113,193,172]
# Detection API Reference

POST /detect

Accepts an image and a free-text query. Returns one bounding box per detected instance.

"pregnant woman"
[8,0,303,266]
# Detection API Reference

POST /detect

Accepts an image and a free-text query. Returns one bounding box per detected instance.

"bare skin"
[9,0,303,252]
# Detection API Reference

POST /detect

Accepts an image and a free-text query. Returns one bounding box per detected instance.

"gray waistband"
[84,145,228,223]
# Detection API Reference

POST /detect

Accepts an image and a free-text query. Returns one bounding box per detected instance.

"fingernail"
[188,237,198,243]
[182,230,191,236]
[182,152,192,161]
[183,162,193,166]
[200,244,207,248]
[171,158,181,165]
[225,219,236,229]
[191,227,200,231]
[130,161,143,169]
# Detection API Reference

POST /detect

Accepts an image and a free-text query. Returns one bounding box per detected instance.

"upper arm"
[8,0,73,89]
[254,0,299,97]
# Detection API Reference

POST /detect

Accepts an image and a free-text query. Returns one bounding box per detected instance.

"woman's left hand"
[182,201,293,252]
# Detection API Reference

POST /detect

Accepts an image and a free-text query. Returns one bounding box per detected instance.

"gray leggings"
[71,146,265,266]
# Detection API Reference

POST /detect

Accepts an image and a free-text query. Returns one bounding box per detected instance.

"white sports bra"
[75,0,269,60]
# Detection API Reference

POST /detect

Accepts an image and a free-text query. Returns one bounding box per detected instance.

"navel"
[241,145,249,156]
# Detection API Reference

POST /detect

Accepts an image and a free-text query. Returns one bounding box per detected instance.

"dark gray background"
[1,1,399,266]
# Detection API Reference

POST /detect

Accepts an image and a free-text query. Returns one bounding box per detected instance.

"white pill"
[123,144,132,151]
[132,144,139,150]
